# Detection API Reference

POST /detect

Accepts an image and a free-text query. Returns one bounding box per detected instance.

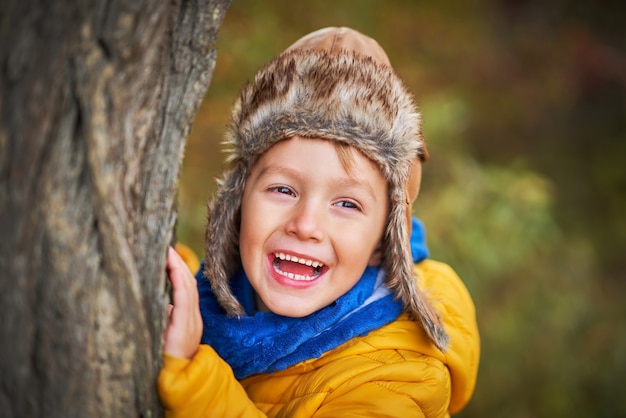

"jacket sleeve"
[158,344,267,418]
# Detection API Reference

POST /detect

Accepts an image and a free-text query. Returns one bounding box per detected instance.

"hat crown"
[286,26,392,67]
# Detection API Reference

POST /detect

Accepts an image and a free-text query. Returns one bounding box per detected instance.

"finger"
[166,247,199,314]
[167,247,195,293]
[166,246,187,277]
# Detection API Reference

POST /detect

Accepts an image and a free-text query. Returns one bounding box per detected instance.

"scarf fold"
[197,217,429,379]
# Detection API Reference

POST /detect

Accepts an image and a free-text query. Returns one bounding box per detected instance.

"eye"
[268,185,296,197]
[334,199,362,211]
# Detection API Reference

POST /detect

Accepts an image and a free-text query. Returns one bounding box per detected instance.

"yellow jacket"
[158,259,480,417]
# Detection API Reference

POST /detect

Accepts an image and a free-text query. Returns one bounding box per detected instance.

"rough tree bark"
[0,0,231,416]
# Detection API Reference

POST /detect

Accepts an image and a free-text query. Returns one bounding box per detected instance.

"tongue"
[278,259,315,276]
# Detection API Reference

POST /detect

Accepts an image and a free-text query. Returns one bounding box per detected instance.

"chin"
[266,301,316,318]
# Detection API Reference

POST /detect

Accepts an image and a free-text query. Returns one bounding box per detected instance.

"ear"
[367,240,384,266]
[403,157,422,237]
[406,157,423,204]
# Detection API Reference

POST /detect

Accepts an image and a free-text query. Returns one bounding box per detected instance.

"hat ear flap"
[204,165,248,316]
[384,187,449,351]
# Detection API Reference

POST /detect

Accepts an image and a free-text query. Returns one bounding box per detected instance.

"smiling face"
[239,136,389,317]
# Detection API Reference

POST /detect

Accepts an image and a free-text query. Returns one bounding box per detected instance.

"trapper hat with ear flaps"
[204,27,448,351]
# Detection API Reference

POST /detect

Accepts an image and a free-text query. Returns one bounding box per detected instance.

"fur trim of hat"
[204,28,448,351]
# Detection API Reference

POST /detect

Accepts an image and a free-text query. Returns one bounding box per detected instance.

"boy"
[159,27,479,417]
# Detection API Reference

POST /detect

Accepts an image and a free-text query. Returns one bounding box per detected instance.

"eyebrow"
[333,177,379,203]
[255,165,300,180]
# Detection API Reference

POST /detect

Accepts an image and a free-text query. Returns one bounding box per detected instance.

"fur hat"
[204,27,448,351]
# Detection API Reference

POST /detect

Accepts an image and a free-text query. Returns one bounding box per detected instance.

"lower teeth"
[273,259,321,281]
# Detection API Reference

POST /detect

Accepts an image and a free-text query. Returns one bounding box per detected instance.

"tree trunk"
[0,0,230,416]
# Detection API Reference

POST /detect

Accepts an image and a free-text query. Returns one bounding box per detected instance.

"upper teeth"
[275,252,324,268]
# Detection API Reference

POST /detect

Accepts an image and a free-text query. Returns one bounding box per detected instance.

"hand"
[163,246,203,359]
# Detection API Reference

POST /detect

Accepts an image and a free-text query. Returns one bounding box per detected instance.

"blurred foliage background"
[176,0,625,416]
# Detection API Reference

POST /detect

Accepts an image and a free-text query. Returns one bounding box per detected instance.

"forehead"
[256,136,384,177]
[251,136,387,193]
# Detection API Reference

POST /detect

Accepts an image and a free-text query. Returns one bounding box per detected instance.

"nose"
[285,199,325,242]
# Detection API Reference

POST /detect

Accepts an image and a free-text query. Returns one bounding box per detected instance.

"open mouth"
[272,252,325,281]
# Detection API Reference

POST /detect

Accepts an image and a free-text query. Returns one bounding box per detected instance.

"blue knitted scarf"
[197,217,429,379]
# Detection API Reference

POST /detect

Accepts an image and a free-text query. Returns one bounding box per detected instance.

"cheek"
[337,226,381,266]
[239,207,264,280]
[240,184,259,236]
[239,198,257,254]
[239,194,276,258]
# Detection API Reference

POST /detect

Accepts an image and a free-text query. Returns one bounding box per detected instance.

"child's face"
[239,136,389,317]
